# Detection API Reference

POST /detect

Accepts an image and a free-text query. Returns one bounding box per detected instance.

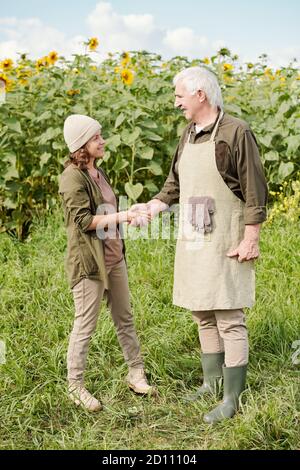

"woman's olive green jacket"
[59,163,123,289]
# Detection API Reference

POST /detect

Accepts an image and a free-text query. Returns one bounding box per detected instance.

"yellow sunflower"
[16,67,32,85]
[48,51,58,65]
[0,74,7,86]
[66,89,81,96]
[263,68,274,80]
[223,63,234,72]
[1,58,14,71]
[121,69,134,85]
[0,73,13,91]
[88,37,99,51]
[121,52,130,68]
[223,74,234,84]
[36,56,49,70]
[203,57,210,65]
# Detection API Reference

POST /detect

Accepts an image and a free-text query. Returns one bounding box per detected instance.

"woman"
[59,114,152,411]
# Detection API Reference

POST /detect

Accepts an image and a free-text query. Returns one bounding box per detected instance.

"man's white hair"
[173,66,223,109]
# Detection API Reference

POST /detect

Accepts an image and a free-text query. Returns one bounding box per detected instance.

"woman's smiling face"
[86,132,106,159]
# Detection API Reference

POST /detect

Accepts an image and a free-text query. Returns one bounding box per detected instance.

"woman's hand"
[128,205,151,226]
[118,210,147,224]
[126,210,139,223]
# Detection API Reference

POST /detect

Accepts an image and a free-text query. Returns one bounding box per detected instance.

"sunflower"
[36,56,49,70]
[1,58,14,71]
[121,69,134,85]
[263,68,274,80]
[16,67,32,85]
[48,51,58,65]
[16,66,30,77]
[19,79,28,86]
[121,52,130,68]
[223,63,234,72]
[223,74,234,84]
[203,57,210,65]
[88,37,99,51]
[66,89,81,96]
[0,74,7,86]
[0,73,13,91]
[0,73,8,86]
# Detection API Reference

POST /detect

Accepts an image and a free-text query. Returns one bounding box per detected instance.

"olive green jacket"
[59,163,111,289]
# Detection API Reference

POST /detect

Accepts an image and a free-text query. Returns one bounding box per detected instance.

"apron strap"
[186,109,224,144]
[187,128,192,144]
[209,110,224,142]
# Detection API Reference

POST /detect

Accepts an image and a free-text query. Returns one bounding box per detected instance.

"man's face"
[174,80,202,121]
[86,132,106,159]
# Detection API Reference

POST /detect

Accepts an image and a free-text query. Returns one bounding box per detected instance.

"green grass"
[0,211,299,450]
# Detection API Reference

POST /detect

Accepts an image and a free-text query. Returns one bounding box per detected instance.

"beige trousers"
[192,309,248,367]
[67,259,143,385]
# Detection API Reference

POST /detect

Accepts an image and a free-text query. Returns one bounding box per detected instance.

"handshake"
[122,200,169,227]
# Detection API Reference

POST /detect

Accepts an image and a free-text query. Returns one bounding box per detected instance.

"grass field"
[0,210,299,450]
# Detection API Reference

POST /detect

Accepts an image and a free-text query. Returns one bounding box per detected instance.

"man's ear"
[197,90,206,103]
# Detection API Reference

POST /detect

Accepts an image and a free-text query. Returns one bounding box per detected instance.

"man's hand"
[227,223,261,262]
[129,199,169,227]
[129,203,151,227]
[227,239,260,262]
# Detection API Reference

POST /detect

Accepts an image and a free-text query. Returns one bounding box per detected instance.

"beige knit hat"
[63,114,102,153]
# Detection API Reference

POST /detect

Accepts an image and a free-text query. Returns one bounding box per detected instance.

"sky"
[0,0,299,67]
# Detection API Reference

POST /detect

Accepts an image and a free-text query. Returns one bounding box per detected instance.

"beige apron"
[173,112,255,311]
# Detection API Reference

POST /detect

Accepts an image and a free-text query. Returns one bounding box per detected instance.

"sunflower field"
[0,40,299,239]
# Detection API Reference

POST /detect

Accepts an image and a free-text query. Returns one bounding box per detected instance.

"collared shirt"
[154,112,268,224]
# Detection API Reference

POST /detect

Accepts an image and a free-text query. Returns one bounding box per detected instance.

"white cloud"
[0,40,19,60]
[0,16,85,61]
[163,27,208,56]
[86,2,160,54]
[123,14,155,35]
[268,46,300,68]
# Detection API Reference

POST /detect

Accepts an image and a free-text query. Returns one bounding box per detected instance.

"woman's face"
[86,132,106,159]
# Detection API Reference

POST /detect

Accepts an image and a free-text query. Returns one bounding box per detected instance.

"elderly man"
[132,66,268,424]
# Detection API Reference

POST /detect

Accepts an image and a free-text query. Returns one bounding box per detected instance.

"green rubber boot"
[184,352,224,402]
[203,364,247,424]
